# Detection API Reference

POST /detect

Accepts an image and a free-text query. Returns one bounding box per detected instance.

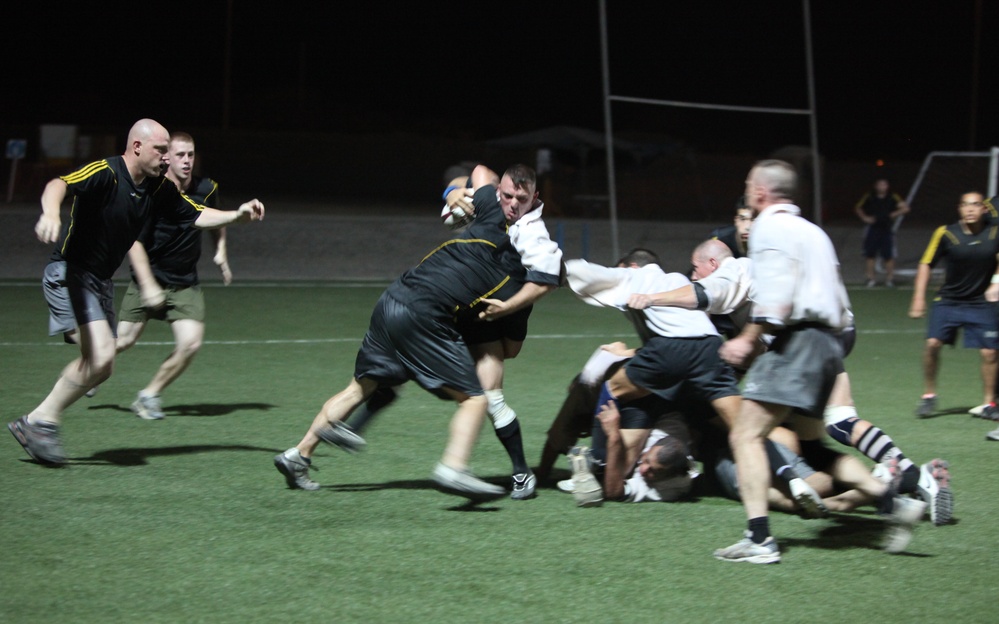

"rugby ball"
[441,204,473,230]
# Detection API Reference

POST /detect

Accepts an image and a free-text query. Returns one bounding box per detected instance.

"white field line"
[0,328,923,348]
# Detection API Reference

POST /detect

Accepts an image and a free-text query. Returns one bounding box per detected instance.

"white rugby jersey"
[748,204,853,330]
[508,201,562,283]
[566,260,719,341]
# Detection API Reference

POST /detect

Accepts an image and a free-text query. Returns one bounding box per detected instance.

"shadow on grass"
[74,444,283,466]
[918,405,976,420]
[326,479,505,512]
[780,512,934,557]
[88,402,277,417]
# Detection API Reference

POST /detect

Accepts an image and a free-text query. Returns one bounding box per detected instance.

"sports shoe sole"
[789,478,829,519]
[131,397,164,421]
[918,460,953,526]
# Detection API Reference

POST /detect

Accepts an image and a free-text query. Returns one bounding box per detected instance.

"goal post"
[899,147,999,231]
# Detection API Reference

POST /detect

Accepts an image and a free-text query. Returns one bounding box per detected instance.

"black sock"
[748,517,770,544]
[765,439,799,484]
[495,420,529,475]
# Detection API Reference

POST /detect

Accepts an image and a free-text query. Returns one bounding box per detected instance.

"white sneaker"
[431,463,505,501]
[969,404,990,417]
[556,479,575,493]
[789,477,829,518]
[883,496,927,553]
[713,531,781,564]
[987,425,999,441]
[568,446,603,507]
[917,459,953,526]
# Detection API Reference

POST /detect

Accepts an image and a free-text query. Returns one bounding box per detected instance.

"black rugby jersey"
[56,156,193,280]
[920,221,999,302]
[386,184,525,320]
[856,192,904,229]
[136,176,220,286]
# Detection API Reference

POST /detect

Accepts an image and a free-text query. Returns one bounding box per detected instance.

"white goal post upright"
[598,0,821,261]
[897,147,999,232]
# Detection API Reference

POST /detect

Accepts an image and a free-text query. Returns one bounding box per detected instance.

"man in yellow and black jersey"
[115,132,235,421]
[8,119,265,467]
[275,165,554,501]
[909,191,999,418]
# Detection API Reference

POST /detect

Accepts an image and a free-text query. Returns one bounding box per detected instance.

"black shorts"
[457,305,533,346]
[66,265,116,334]
[862,226,895,260]
[624,335,739,403]
[354,292,482,398]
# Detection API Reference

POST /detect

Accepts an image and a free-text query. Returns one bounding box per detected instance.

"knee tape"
[823,405,858,446]
[485,389,517,429]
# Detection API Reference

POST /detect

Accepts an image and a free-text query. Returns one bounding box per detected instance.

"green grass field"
[1,282,996,623]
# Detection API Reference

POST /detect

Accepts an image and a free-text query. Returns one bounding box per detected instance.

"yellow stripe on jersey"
[420,238,497,264]
[60,160,111,184]
[469,275,511,308]
[919,226,951,265]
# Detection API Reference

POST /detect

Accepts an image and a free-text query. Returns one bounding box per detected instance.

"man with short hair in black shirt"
[8,119,265,466]
[909,191,999,418]
[115,131,232,421]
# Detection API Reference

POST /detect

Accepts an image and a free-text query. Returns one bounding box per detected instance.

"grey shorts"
[742,326,844,418]
[42,260,75,336]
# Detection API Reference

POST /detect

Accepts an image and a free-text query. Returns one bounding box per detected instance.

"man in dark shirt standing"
[8,119,265,466]
[115,132,232,420]
[855,178,909,287]
[909,192,999,418]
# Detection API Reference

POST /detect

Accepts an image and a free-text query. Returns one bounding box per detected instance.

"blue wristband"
[442,185,459,200]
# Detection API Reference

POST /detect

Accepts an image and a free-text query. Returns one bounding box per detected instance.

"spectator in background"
[854,178,909,287]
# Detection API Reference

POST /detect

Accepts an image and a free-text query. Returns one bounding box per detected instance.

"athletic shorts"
[354,292,482,398]
[926,300,999,349]
[862,226,895,260]
[456,305,532,346]
[118,280,206,323]
[65,265,116,334]
[624,335,739,403]
[741,326,844,418]
[713,438,817,501]
[42,260,75,337]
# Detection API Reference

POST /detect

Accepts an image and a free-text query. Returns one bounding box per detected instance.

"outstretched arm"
[194,199,265,229]
[627,284,698,310]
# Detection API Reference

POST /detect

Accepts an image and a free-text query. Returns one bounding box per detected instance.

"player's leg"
[132,319,205,420]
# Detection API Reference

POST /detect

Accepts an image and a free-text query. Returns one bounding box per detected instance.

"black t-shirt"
[920,221,999,302]
[386,184,525,320]
[56,156,195,280]
[856,192,903,229]
[137,176,221,286]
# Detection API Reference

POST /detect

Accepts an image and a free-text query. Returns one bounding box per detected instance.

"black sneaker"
[915,396,937,418]
[8,416,66,466]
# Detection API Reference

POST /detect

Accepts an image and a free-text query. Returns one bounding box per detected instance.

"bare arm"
[719,321,767,369]
[908,263,932,318]
[891,199,910,219]
[36,178,68,244]
[126,241,165,309]
[598,401,627,500]
[478,282,555,321]
[194,199,264,229]
[210,227,232,285]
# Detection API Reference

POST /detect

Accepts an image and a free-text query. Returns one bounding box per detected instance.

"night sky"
[4,1,996,162]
